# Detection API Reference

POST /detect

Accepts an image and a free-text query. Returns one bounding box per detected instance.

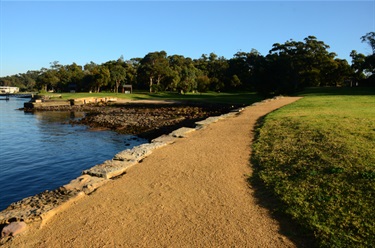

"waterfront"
[0,98,147,211]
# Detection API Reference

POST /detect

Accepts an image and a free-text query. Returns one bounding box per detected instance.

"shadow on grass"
[248,115,318,248]
[297,86,375,96]
[131,91,263,106]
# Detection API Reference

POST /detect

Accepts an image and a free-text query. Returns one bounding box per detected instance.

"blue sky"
[1,1,374,77]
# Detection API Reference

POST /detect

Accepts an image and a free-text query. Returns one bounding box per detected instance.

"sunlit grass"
[252,88,375,247]
[40,91,263,105]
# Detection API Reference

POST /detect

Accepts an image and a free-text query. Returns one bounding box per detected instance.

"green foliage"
[252,89,375,247]
[255,36,353,96]
[196,75,210,93]
[361,32,375,55]
[3,33,374,94]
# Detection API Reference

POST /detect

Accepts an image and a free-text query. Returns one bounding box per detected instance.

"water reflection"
[33,111,85,123]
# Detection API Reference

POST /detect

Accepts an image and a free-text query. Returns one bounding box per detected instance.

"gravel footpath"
[3,97,303,247]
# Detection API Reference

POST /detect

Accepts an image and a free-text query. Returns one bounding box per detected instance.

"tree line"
[1,34,374,96]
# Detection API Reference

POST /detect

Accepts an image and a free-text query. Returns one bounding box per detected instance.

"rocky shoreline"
[24,101,240,140]
[1,98,252,243]
[1,97,285,244]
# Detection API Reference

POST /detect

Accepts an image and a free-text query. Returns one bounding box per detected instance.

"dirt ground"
[4,97,303,248]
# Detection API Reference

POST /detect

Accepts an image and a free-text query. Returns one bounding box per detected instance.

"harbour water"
[0,98,147,211]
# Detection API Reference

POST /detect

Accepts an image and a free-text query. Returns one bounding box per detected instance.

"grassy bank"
[40,91,263,106]
[252,87,375,247]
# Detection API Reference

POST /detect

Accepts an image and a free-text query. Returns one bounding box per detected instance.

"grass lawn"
[40,91,263,106]
[252,87,375,247]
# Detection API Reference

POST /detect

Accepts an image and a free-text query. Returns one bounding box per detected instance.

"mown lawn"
[252,87,375,247]
[41,91,263,106]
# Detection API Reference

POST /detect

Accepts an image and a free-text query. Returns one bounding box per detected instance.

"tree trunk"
[149,77,153,93]
[115,80,120,93]
[157,75,161,85]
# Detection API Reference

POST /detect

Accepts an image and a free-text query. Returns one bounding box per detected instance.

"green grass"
[252,87,375,247]
[40,91,263,106]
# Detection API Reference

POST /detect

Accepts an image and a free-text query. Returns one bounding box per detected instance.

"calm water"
[0,98,147,211]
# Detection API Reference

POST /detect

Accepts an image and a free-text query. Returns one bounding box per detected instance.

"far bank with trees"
[1,34,375,96]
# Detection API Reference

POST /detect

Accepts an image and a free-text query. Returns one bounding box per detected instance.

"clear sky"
[1,1,374,77]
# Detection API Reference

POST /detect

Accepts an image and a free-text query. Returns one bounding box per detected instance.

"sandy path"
[5,97,301,248]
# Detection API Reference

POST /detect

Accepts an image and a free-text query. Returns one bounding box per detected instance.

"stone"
[83,160,138,179]
[63,175,108,194]
[0,187,83,225]
[113,143,167,162]
[151,134,177,145]
[1,222,27,238]
[169,127,196,138]
[195,116,221,127]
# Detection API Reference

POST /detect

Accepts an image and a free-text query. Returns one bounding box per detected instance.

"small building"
[122,84,132,94]
[0,86,19,93]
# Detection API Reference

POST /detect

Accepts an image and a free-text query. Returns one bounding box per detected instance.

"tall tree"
[36,67,59,92]
[83,62,110,92]
[228,49,263,90]
[105,59,127,93]
[138,51,171,92]
[361,32,375,54]
[263,36,339,93]
[350,50,366,85]
[93,65,110,93]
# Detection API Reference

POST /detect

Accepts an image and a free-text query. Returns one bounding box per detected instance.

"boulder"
[1,222,27,238]
[113,143,164,162]
[63,175,108,194]
[169,127,196,138]
[151,134,177,145]
[83,159,138,179]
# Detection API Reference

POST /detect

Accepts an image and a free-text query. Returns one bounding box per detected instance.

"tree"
[230,75,242,88]
[93,65,110,93]
[361,32,375,54]
[105,59,126,93]
[65,63,84,91]
[83,62,110,92]
[36,67,59,92]
[111,64,126,93]
[19,70,38,91]
[124,58,140,87]
[259,36,341,95]
[350,50,366,85]
[196,75,210,93]
[228,49,263,90]
[138,51,171,92]
[206,53,229,91]
[356,32,375,86]
[168,55,200,93]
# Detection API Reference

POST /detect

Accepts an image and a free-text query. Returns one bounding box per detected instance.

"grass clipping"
[252,94,375,247]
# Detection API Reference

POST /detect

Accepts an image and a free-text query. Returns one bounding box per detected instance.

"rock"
[113,143,162,162]
[83,160,138,179]
[63,175,108,194]
[1,222,27,238]
[151,135,177,145]
[195,116,221,128]
[170,127,196,138]
[0,188,83,225]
